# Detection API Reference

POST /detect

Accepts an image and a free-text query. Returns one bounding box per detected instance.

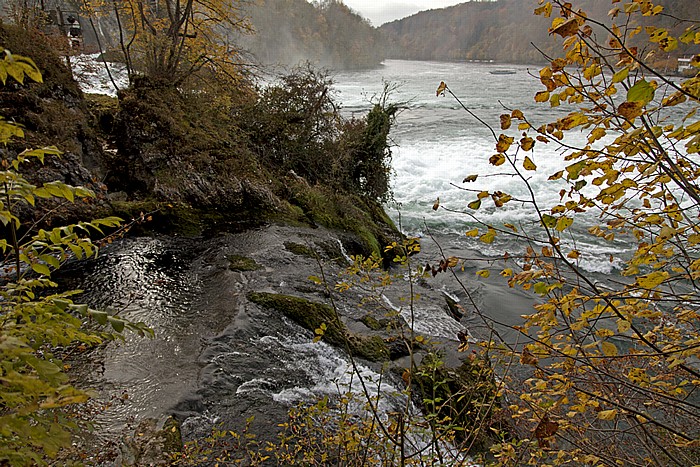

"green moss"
[348,335,389,362]
[227,255,262,271]
[247,292,390,362]
[85,93,119,134]
[360,314,383,331]
[247,292,346,347]
[284,241,316,257]
[284,180,399,258]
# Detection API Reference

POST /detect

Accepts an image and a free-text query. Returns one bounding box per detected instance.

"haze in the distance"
[343,0,472,26]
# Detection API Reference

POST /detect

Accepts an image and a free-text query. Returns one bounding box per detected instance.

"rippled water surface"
[333,60,687,274]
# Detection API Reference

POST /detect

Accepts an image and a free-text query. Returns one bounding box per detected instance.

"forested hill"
[379,0,699,64]
[238,0,384,70]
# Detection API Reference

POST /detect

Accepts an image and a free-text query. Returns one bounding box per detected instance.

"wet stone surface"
[58,224,535,463]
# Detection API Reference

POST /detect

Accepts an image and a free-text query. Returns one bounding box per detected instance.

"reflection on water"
[60,237,206,435]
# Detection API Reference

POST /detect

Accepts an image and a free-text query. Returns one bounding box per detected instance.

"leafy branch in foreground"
[436,0,700,465]
[0,51,151,465]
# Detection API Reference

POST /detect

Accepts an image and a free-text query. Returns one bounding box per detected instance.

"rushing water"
[332,59,654,275]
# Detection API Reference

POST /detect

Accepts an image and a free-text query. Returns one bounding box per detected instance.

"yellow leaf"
[500,114,512,130]
[479,228,496,244]
[436,81,447,96]
[521,137,535,151]
[476,269,490,278]
[496,134,514,153]
[598,409,618,420]
[567,250,580,259]
[601,341,618,357]
[489,153,506,166]
[636,271,669,289]
[617,319,631,333]
[549,170,563,180]
[535,91,550,103]
[612,67,629,83]
[534,2,552,17]
[550,17,580,38]
[556,216,574,232]
[588,127,607,143]
[523,156,537,171]
[465,228,479,237]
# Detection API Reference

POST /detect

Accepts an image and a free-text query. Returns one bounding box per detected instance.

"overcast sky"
[343,0,469,26]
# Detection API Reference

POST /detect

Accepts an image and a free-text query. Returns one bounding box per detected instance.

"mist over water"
[334,59,634,274]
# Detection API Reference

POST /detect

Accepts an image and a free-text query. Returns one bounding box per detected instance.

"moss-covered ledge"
[247,291,389,362]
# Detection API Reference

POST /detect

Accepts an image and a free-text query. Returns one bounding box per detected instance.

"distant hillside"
[238,0,384,70]
[380,0,699,64]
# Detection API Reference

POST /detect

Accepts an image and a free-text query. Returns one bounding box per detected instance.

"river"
[333,59,642,275]
[66,58,633,463]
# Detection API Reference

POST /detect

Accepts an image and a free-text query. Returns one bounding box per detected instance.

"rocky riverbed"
[55,222,539,465]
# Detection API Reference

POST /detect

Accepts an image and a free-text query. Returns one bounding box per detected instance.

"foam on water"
[71,54,128,96]
[332,60,645,273]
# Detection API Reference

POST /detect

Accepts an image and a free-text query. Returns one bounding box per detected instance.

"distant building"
[678,56,695,76]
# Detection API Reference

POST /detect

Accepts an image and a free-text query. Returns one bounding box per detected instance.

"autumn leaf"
[489,153,506,166]
[567,250,580,259]
[601,341,618,357]
[550,17,580,37]
[523,156,537,171]
[479,228,496,244]
[627,79,655,104]
[598,409,618,420]
[476,269,490,278]
[636,271,669,289]
[520,349,539,365]
[618,101,645,120]
[612,67,629,83]
[535,91,550,103]
[555,216,573,232]
[521,137,535,151]
[436,81,447,96]
[496,134,514,153]
[432,197,440,210]
[549,170,564,180]
[463,174,478,183]
[500,114,512,130]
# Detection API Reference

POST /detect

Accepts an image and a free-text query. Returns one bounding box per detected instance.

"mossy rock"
[360,314,384,331]
[247,292,346,347]
[227,255,262,271]
[85,93,119,135]
[284,241,316,258]
[283,180,400,259]
[348,335,390,362]
[247,292,389,362]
